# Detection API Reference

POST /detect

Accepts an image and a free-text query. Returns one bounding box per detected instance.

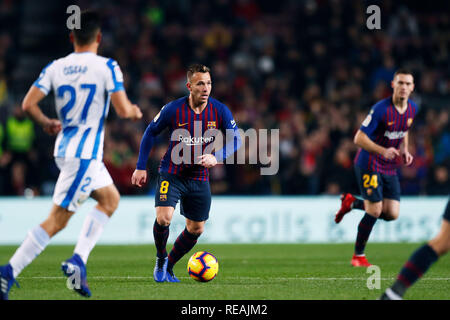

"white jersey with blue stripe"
[33,51,124,160]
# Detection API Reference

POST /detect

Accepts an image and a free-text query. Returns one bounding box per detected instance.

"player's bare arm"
[354,129,399,160]
[22,85,62,135]
[400,131,414,166]
[110,90,142,120]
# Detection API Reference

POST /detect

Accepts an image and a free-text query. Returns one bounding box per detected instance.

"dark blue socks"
[153,219,169,259]
[167,228,199,271]
[392,244,439,297]
[354,213,378,255]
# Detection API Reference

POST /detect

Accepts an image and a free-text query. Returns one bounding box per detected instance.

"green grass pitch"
[1,243,449,300]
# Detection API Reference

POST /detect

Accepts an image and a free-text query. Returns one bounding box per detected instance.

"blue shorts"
[354,165,401,202]
[155,172,211,222]
[443,198,450,222]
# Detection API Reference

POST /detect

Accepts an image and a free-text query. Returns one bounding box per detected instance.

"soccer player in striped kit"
[334,69,417,267]
[0,11,142,300]
[380,197,450,300]
[132,64,241,282]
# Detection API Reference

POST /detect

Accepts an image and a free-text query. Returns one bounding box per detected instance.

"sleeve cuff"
[108,83,125,93]
[33,82,49,95]
[136,162,147,170]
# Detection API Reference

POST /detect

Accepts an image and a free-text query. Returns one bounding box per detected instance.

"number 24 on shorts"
[362,174,378,189]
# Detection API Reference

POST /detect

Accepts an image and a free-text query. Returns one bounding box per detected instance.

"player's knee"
[97,202,117,216]
[365,204,383,217]
[187,225,204,236]
[156,207,174,226]
[383,211,399,221]
[98,191,120,215]
[156,215,172,227]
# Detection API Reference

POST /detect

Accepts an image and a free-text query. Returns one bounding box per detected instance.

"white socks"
[74,208,110,265]
[8,208,109,278]
[9,225,50,278]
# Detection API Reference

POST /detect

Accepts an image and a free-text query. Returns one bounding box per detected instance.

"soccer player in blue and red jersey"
[334,69,417,267]
[380,197,449,300]
[131,64,241,282]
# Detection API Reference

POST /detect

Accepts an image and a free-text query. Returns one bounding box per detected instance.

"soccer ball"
[187,251,219,282]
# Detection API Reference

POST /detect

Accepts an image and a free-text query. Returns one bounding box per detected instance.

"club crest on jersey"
[367,188,373,196]
[207,121,217,129]
[160,195,167,201]
[407,118,413,127]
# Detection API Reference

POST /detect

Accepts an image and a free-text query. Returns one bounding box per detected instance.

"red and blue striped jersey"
[139,96,238,181]
[354,97,418,175]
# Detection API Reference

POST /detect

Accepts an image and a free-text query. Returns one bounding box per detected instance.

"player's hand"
[131,169,147,187]
[382,147,400,160]
[131,104,143,121]
[198,154,217,168]
[402,149,414,166]
[43,119,62,135]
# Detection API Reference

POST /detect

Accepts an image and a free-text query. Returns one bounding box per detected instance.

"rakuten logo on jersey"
[384,131,406,140]
[178,135,215,146]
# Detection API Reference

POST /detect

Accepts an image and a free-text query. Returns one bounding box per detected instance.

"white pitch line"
[16,276,450,281]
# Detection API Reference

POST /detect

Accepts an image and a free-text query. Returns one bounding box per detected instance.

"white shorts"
[53,157,113,212]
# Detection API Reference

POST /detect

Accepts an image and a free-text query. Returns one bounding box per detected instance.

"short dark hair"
[72,10,101,46]
[394,68,414,79]
[187,64,210,82]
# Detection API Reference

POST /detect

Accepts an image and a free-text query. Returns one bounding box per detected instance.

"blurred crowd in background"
[0,0,449,197]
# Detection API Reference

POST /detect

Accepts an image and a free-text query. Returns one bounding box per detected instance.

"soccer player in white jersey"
[0,11,142,300]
